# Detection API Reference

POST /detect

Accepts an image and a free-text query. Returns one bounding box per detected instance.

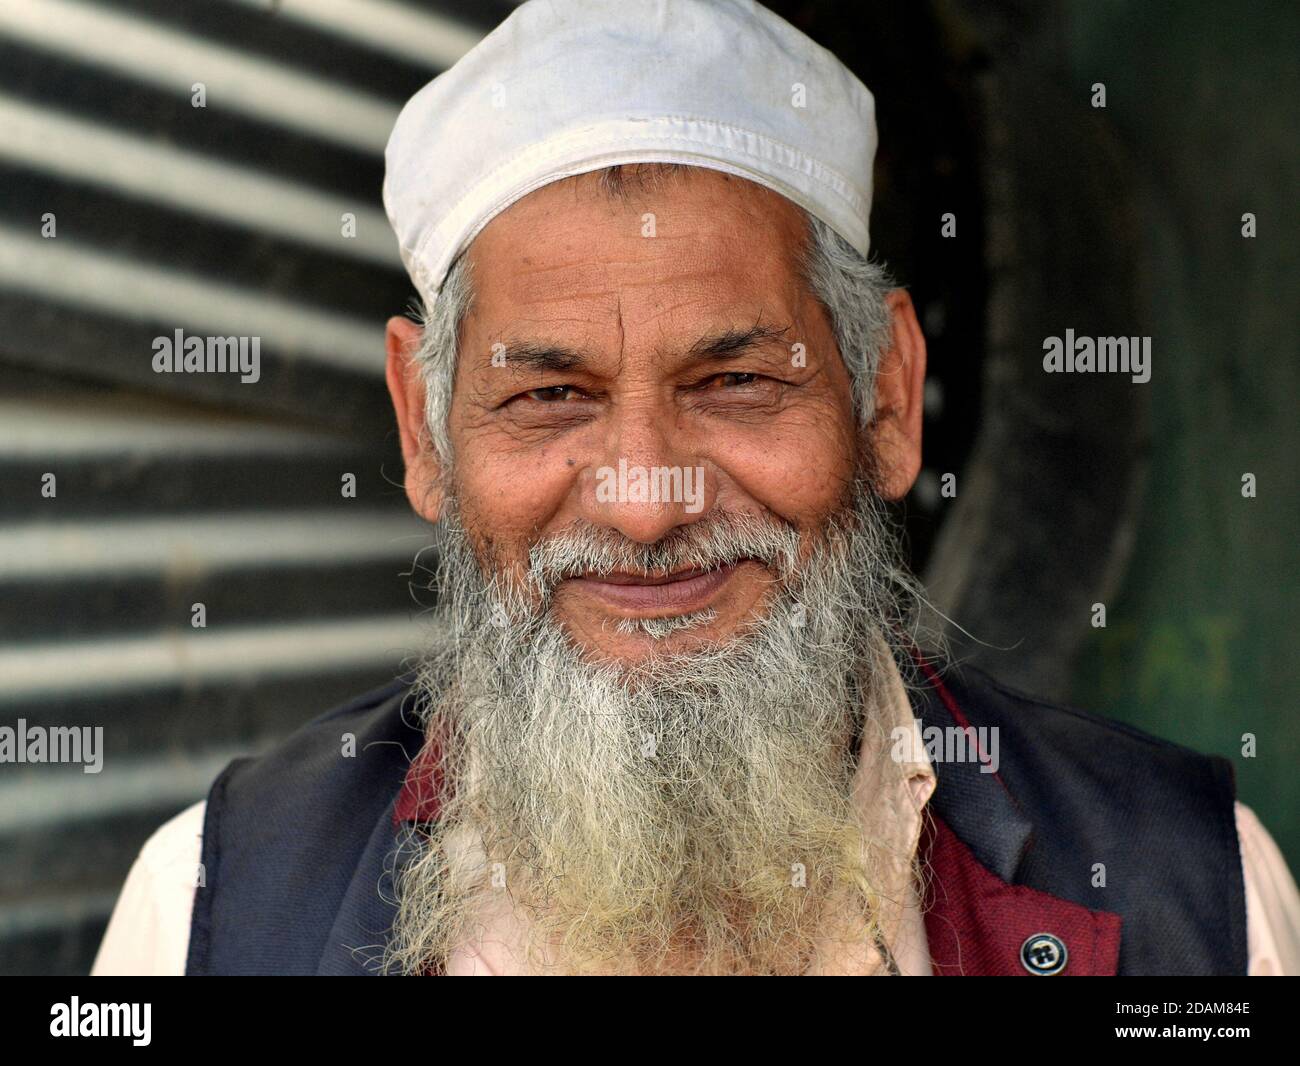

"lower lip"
[569,563,739,613]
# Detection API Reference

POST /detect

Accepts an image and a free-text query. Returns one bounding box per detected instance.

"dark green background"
[1065,1,1298,867]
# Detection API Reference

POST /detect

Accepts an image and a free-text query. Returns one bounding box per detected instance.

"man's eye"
[523,385,578,403]
[716,372,759,387]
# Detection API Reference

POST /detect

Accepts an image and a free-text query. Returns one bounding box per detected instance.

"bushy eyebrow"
[685,321,792,361]
[490,342,588,372]
[489,322,792,373]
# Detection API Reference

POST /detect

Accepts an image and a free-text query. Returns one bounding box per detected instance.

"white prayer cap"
[383,0,878,303]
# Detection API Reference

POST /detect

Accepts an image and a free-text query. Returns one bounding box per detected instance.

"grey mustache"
[527,511,801,590]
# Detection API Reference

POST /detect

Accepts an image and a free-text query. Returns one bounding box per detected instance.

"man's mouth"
[567,562,742,614]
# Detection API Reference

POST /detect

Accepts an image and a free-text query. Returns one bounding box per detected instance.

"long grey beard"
[386,481,919,975]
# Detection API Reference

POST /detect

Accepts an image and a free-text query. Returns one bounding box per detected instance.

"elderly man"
[94,0,1298,976]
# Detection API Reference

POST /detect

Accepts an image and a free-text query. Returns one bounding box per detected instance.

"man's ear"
[385,315,445,524]
[867,289,927,501]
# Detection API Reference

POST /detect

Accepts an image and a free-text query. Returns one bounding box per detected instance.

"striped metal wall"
[0,0,516,976]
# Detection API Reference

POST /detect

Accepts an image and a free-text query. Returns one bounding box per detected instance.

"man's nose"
[577,400,713,545]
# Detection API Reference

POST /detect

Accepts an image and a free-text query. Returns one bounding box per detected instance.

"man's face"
[428,168,867,662]
[383,166,928,973]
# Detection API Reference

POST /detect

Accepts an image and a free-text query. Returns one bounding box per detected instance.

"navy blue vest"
[185,659,1247,975]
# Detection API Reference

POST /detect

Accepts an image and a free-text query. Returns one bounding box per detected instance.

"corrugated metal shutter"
[0,0,514,976]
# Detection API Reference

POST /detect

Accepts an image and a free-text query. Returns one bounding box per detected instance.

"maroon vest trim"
[393,733,440,828]
[919,810,1122,975]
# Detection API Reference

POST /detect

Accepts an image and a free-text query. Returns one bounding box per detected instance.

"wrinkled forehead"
[461,167,817,338]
